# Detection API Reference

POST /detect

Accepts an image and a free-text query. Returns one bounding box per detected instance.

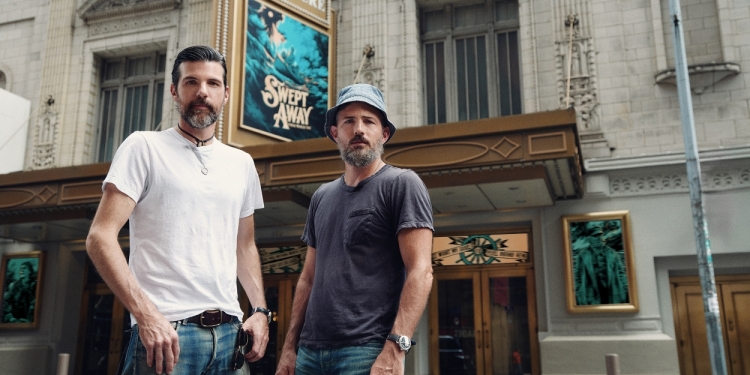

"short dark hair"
[171,45,227,87]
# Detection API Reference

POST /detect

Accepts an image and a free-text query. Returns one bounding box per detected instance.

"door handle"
[728,318,734,331]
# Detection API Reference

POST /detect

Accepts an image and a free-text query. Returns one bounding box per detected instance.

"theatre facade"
[1,1,749,375]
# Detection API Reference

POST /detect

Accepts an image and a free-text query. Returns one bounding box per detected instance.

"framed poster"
[239,0,333,142]
[562,211,639,313]
[0,251,45,329]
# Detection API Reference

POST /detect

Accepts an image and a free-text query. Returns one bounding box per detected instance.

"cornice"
[77,0,181,24]
[583,147,750,197]
[584,146,750,172]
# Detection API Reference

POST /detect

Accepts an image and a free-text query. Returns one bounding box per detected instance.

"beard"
[175,97,221,129]
[338,135,384,167]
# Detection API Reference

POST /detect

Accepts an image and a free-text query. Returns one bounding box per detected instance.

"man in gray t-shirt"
[276,84,434,375]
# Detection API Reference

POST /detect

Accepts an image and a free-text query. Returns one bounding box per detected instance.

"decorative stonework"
[78,0,181,24]
[31,106,58,170]
[354,59,385,90]
[88,12,174,36]
[553,0,611,158]
[609,168,750,196]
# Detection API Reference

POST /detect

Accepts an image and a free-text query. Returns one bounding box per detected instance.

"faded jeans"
[121,317,248,375]
[295,340,384,375]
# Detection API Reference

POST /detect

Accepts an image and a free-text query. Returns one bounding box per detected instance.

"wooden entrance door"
[671,275,750,375]
[243,274,298,375]
[75,256,130,375]
[429,267,539,375]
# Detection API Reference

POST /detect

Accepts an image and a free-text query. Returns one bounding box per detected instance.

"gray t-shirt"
[300,164,433,348]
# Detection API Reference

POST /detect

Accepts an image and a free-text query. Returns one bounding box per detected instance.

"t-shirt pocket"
[344,208,376,246]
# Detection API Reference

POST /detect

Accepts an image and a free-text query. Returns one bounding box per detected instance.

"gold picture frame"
[562,211,638,313]
[0,251,45,329]
[221,0,336,147]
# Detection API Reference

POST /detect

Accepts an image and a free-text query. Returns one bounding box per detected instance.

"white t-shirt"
[103,127,264,324]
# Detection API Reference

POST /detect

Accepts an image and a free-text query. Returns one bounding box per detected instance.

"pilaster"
[30,0,76,170]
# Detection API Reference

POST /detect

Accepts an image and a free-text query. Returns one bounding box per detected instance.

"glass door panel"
[245,274,298,371]
[79,293,114,375]
[485,276,530,375]
[432,268,538,375]
[433,272,482,375]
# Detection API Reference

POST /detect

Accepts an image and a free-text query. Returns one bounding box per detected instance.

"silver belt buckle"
[199,310,222,328]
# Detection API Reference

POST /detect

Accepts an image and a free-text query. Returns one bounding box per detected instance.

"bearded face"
[175,96,221,129]
[338,133,384,167]
[170,60,228,130]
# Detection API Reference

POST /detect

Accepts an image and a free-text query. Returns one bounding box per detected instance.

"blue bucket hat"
[324,84,396,143]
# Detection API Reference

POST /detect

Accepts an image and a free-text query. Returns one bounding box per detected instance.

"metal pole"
[605,354,620,375]
[668,1,728,374]
[56,353,70,375]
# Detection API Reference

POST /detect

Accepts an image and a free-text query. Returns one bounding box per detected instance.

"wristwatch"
[386,333,414,354]
[251,307,272,324]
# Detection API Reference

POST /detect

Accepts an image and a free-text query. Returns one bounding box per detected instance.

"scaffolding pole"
[668,1,728,374]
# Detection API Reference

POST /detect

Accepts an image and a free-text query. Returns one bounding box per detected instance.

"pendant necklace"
[195,149,212,175]
[176,125,214,175]
[178,125,215,146]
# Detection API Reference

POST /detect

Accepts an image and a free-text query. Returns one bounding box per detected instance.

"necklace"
[195,148,213,175]
[174,126,214,175]
[177,125,215,146]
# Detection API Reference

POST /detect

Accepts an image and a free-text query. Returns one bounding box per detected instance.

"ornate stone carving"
[78,0,181,24]
[556,11,609,158]
[354,57,384,90]
[609,168,750,196]
[31,105,58,170]
[88,12,173,36]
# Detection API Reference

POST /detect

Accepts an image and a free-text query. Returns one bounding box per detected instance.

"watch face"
[398,336,411,350]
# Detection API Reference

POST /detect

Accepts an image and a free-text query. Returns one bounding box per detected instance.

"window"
[422,0,521,124]
[660,0,721,67]
[96,52,166,162]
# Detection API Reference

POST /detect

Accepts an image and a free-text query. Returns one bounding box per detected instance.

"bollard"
[56,353,70,375]
[605,353,620,375]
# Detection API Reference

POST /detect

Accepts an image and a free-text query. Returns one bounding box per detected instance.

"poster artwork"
[1,252,44,328]
[244,0,329,140]
[432,234,529,266]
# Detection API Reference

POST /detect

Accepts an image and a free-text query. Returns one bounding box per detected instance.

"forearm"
[390,265,433,336]
[281,246,316,351]
[237,243,267,310]
[86,231,160,323]
[281,274,313,350]
[391,227,434,337]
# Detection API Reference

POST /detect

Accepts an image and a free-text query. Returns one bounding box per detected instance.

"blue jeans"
[295,341,384,375]
[121,317,247,375]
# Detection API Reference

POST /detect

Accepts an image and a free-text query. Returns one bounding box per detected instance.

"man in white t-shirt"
[86,45,269,375]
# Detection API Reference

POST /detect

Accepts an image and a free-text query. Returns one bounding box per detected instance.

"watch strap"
[386,333,415,353]
[251,307,272,324]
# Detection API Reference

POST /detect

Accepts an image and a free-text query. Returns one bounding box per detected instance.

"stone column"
[31,0,76,169]
[347,0,422,129]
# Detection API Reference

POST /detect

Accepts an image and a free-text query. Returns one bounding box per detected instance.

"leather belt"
[185,310,233,327]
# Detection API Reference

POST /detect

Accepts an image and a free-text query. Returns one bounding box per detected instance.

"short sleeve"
[103,132,150,203]
[391,171,434,233]
[300,190,321,248]
[240,157,264,218]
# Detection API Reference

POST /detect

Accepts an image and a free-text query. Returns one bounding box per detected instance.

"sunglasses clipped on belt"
[232,328,252,370]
